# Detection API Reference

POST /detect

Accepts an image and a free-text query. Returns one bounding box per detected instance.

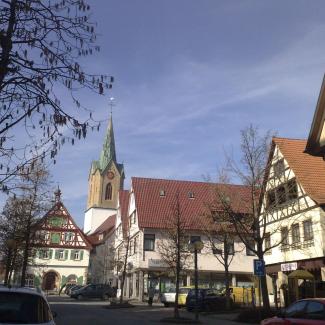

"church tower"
[84,114,125,234]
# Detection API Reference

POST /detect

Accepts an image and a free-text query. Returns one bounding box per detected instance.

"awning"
[288,270,314,280]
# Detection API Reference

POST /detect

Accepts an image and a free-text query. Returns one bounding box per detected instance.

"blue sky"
[48,0,325,227]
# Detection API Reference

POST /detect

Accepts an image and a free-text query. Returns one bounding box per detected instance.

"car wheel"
[164,302,169,307]
[77,294,83,300]
[102,294,109,301]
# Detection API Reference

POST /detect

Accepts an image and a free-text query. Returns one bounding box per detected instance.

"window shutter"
[64,250,68,260]
[49,249,53,259]
[55,250,59,259]
[70,250,74,260]
[80,250,84,260]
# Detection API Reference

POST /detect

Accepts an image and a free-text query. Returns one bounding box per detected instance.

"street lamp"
[189,239,204,322]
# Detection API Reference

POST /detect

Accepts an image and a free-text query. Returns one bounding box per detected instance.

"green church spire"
[99,114,116,171]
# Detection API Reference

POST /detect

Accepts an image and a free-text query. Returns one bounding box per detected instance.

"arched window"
[105,183,112,200]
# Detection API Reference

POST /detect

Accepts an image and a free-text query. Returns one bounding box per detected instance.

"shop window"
[291,224,300,244]
[144,234,155,251]
[303,220,313,241]
[105,183,112,200]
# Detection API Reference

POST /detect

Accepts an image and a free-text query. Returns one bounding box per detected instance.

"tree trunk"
[20,219,31,287]
[225,266,231,310]
[4,248,12,286]
[260,274,270,310]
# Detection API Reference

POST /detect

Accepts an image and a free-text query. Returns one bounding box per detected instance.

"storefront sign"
[281,262,297,272]
[148,259,167,268]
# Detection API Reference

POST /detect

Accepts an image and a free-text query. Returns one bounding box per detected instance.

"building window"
[303,220,313,241]
[134,236,138,254]
[105,183,112,200]
[159,189,166,197]
[74,250,80,260]
[266,190,276,209]
[188,192,195,199]
[273,159,285,178]
[50,232,61,244]
[129,240,133,255]
[25,274,34,287]
[64,232,74,242]
[58,250,64,260]
[265,233,271,250]
[281,227,289,246]
[144,234,155,251]
[287,179,298,201]
[277,185,286,205]
[39,249,50,259]
[225,239,235,255]
[292,224,300,244]
[246,240,255,256]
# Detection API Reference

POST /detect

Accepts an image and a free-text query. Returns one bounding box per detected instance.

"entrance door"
[43,272,57,290]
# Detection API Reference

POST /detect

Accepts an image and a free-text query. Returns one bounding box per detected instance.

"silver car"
[0,286,56,325]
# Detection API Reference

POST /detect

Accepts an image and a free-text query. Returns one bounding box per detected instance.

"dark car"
[71,284,115,300]
[261,298,325,325]
[68,285,84,296]
[64,283,77,295]
[186,288,232,312]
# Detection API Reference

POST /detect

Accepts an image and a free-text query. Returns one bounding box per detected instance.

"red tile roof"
[273,137,325,204]
[93,214,116,234]
[131,177,252,230]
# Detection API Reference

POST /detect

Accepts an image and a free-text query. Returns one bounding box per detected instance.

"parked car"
[69,285,83,296]
[186,288,232,311]
[178,286,195,306]
[0,286,57,324]
[160,286,194,307]
[261,298,325,324]
[64,283,77,295]
[160,288,176,307]
[71,284,115,300]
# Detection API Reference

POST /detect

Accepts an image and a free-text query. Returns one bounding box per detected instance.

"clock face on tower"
[107,171,115,180]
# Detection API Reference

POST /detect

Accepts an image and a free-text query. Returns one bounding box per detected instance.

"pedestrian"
[148,286,155,306]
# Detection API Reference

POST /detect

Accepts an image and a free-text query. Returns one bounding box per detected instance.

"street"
[48,296,250,325]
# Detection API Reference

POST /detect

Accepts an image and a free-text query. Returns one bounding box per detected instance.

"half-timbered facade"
[261,137,325,297]
[28,189,91,291]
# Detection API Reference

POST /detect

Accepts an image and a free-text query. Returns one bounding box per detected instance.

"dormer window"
[159,189,165,197]
[188,191,194,199]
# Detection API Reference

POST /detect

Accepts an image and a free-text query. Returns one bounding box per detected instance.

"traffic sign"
[253,259,265,276]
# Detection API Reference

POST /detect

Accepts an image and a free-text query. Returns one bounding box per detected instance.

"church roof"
[131,177,251,230]
[273,137,325,204]
[90,114,124,176]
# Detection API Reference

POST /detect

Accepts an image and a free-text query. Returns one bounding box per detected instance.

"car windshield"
[179,288,191,294]
[0,292,52,324]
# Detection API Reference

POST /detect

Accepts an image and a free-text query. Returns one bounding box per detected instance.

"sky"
[43,0,325,227]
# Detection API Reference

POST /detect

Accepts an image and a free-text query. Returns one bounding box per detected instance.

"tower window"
[105,183,112,200]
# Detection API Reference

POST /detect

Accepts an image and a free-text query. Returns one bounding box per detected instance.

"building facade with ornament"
[27,189,92,291]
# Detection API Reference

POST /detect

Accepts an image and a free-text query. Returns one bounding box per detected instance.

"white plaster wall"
[127,229,254,274]
[84,207,116,234]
